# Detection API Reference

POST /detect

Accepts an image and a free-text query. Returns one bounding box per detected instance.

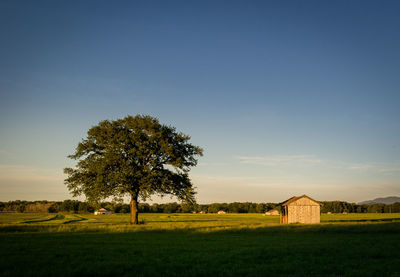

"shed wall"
[280,196,320,224]
[287,205,320,223]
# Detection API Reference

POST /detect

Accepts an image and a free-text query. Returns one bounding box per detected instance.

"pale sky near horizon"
[0,0,399,203]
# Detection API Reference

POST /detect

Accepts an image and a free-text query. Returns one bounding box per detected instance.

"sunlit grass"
[1,212,399,233]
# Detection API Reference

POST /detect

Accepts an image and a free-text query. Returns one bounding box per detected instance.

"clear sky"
[0,0,399,203]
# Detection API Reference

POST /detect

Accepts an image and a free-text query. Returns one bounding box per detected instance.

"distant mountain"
[358,196,400,205]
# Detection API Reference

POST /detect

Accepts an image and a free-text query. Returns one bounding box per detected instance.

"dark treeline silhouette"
[1,200,400,214]
[320,201,400,213]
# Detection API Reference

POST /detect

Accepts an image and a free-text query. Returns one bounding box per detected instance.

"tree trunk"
[130,194,139,225]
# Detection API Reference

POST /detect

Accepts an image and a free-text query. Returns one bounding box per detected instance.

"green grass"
[1,212,399,233]
[1,213,400,276]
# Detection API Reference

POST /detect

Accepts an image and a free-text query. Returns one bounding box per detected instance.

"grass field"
[1,213,400,276]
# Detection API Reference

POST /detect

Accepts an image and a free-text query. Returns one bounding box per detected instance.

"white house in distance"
[94,208,112,215]
[264,209,279,216]
[217,210,226,214]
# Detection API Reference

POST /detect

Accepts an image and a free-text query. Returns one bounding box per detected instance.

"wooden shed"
[280,195,321,224]
[94,208,112,215]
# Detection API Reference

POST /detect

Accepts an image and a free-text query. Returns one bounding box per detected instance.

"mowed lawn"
[1,213,400,276]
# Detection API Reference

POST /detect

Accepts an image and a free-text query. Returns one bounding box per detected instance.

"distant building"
[94,208,112,215]
[264,209,279,216]
[280,195,321,224]
[217,210,226,214]
[199,211,206,214]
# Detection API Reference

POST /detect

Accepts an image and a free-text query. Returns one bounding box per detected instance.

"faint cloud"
[341,162,400,174]
[0,149,13,157]
[192,175,296,183]
[237,155,322,166]
[378,167,400,173]
[236,155,400,175]
[197,162,228,166]
[346,163,376,171]
[192,173,400,203]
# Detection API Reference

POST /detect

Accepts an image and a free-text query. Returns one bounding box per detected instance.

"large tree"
[64,115,203,224]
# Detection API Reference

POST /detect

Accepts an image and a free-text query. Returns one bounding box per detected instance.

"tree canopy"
[64,115,203,224]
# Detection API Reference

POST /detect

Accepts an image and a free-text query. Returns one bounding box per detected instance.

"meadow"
[1,213,400,276]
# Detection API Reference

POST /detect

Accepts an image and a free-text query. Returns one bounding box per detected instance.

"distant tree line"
[0,200,278,214]
[320,201,400,213]
[0,200,399,214]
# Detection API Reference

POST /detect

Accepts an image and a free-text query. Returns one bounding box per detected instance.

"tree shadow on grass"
[2,219,400,234]
[22,215,65,223]
[324,218,400,223]
[147,220,219,223]
[63,215,88,224]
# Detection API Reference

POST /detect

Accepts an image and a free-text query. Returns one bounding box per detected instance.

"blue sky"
[0,0,399,203]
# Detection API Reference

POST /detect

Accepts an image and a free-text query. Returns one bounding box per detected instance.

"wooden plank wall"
[284,197,320,224]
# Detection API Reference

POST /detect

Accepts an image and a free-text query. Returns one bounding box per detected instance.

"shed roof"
[97,208,109,212]
[280,195,321,206]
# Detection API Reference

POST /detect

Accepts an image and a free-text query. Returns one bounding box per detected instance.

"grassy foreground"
[1,213,400,276]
